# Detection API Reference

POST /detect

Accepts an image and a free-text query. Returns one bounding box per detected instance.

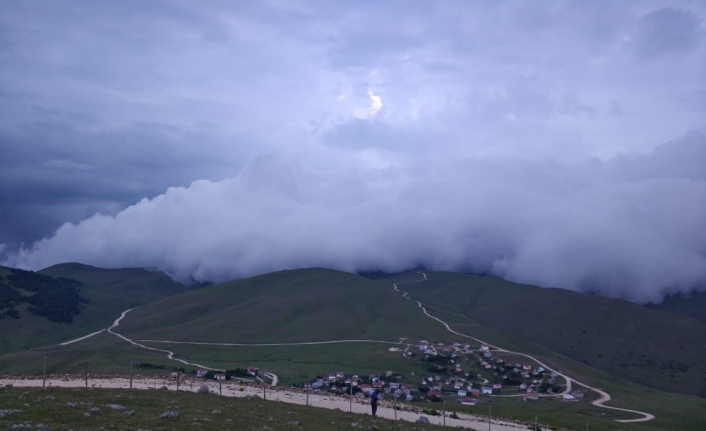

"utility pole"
[42,357,46,389]
[219,378,222,396]
[488,405,491,431]
[176,371,180,391]
[129,362,133,389]
[85,362,88,388]
[443,400,446,426]
[535,416,538,431]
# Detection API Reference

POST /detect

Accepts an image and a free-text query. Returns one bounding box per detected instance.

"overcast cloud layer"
[1,1,705,303]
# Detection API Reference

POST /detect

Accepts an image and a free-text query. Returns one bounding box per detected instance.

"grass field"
[117,268,454,343]
[0,386,435,431]
[0,263,191,355]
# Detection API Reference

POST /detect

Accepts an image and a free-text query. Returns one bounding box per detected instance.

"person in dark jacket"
[370,389,380,417]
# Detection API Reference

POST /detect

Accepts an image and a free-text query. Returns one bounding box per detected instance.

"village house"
[457,389,467,397]
[469,389,481,397]
[524,392,540,401]
[522,364,532,371]
[335,371,345,378]
[480,343,489,350]
[492,383,502,389]
[570,390,585,399]
[214,373,226,381]
[247,366,259,376]
[428,390,442,398]
[481,386,493,395]
[562,394,578,402]
[196,369,208,377]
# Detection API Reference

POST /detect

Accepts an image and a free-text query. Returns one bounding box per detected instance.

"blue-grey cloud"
[1,1,705,302]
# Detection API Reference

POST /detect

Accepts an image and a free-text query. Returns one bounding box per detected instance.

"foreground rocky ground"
[0,376,543,431]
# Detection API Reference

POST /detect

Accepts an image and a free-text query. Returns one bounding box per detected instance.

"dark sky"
[1,1,705,303]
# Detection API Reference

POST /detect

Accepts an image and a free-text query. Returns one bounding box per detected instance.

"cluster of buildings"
[304,371,416,401]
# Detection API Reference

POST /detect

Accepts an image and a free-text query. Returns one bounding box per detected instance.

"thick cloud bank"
[4,134,706,304]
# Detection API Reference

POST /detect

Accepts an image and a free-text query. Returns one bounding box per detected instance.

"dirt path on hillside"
[393,271,655,423]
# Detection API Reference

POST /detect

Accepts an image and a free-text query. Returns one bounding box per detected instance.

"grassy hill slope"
[387,271,706,397]
[646,290,706,324]
[118,268,452,343]
[0,263,191,355]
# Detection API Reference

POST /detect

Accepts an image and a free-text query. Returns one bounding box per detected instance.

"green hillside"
[0,263,191,355]
[384,271,706,397]
[117,268,451,343]
[646,290,706,324]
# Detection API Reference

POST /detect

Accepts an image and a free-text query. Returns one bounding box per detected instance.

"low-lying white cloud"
[4,133,705,304]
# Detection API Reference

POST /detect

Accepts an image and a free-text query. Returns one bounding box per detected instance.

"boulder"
[416,416,430,423]
[161,411,180,419]
[197,385,209,394]
[105,404,126,410]
[123,410,136,416]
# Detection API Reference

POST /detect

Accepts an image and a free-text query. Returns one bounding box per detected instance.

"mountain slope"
[117,268,451,343]
[646,290,706,324]
[391,271,706,397]
[0,263,191,354]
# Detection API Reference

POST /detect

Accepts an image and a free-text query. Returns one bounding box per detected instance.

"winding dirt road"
[393,271,655,423]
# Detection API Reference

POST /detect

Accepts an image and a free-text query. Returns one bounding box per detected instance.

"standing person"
[371,389,380,417]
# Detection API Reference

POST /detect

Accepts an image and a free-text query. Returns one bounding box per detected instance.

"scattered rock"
[211,410,221,414]
[351,422,359,427]
[287,411,295,415]
[90,407,100,413]
[197,385,209,394]
[84,413,91,417]
[37,426,51,431]
[416,416,430,423]
[161,386,168,390]
[190,423,201,426]
[45,396,55,400]
[11,424,32,430]
[105,404,126,410]
[262,427,272,430]
[202,418,210,422]
[123,410,136,416]
[160,411,180,419]
[66,402,77,407]
[370,426,380,431]
[0,409,23,418]
[5,384,12,387]
[225,419,233,423]
[288,420,300,426]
